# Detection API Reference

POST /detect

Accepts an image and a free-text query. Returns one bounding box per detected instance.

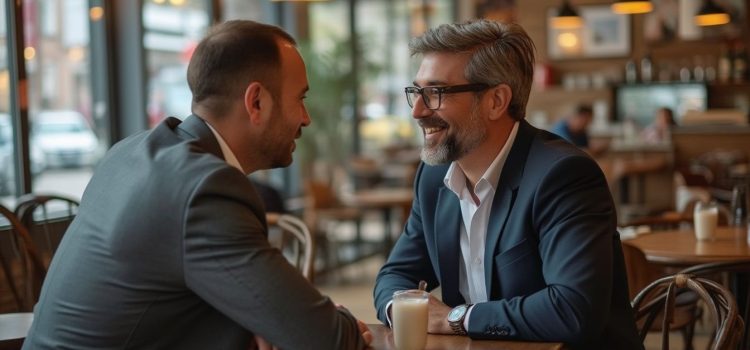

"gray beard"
[419,108,485,165]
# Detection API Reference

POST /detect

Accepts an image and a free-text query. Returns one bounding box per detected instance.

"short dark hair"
[187,20,296,115]
[576,104,593,117]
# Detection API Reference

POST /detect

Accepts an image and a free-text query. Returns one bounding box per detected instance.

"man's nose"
[411,96,432,119]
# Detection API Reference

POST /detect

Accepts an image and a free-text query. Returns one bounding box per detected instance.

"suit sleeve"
[373,163,440,324]
[182,167,366,349]
[468,155,617,344]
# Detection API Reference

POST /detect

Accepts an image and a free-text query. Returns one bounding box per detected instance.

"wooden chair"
[680,261,750,350]
[14,193,79,269]
[632,273,744,350]
[0,205,44,313]
[303,180,363,275]
[266,213,314,282]
[622,242,702,349]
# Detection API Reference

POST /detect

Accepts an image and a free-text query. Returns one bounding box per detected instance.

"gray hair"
[409,20,536,120]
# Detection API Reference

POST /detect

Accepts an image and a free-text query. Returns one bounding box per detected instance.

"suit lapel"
[484,120,536,296]
[435,186,464,306]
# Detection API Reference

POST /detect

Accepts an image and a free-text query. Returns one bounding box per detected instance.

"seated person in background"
[551,104,607,156]
[551,104,593,148]
[640,107,675,144]
[23,20,370,350]
[374,20,641,349]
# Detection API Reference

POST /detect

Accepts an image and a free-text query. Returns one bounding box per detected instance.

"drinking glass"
[694,201,719,241]
[392,290,429,350]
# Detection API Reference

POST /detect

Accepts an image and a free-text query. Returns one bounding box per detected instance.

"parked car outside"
[0,113,14,195]
[31,110,103,169]
[0,114,47,195]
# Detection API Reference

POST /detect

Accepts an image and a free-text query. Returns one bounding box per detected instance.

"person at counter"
[23,20,371,350]
[640,107,676,144]
[373,20,641,349]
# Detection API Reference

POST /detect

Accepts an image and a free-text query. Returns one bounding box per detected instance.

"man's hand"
[336,303,373,346]
[357,319,373,346]
[253,335,278,350]
[427,295,453,335]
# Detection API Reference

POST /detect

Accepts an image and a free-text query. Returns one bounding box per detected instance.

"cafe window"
[22,0,100,201]
[0,0,13,206]
[143,0,210,128]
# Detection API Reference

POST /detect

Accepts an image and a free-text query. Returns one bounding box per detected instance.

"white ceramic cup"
[694,201,719,241]
[392,289,429,350]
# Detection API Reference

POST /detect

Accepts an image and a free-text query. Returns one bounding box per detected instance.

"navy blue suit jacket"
[374,121,641,349]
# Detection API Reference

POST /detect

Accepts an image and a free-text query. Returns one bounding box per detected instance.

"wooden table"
[367,324,565,350]
[0,313,33,349]
[626,226,750,267]
[627,226,750,348]
[347,188,414,255]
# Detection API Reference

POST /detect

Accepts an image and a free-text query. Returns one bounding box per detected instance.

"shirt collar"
[204,121,245,174]
[444,121,519,197]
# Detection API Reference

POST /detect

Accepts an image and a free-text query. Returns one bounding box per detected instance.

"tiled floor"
[316,256,713,349]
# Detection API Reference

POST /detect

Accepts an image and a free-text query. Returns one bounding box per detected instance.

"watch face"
[448,304,467,322]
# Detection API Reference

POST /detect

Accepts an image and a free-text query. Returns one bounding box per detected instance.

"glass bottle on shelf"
[640,54,652,83]
[718,46,733,83]
[732,44,747,83]
[625,60,637,84]
[679,59,691,82]
[731,184,748,228]
[704,55,717,82]
[693,55,705,82]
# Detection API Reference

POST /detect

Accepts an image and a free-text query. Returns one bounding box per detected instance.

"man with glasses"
[374,20,641,349]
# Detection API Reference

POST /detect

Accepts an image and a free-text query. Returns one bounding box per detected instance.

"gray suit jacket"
[24,115,365,349]
[374,121,642,349]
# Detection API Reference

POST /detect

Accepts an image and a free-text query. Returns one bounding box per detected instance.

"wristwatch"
[447,304,472,335]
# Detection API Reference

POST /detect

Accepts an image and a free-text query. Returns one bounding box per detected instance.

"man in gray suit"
[24,20,371,349]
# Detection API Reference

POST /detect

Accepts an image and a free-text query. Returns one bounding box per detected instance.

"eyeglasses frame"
[404,83,491,110]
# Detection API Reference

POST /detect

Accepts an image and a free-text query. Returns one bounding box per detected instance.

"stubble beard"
[420,106,486,166]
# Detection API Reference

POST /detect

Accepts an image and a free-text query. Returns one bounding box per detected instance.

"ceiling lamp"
[694,0,730,26]
[611,0,653,14]
[551,0,582,29]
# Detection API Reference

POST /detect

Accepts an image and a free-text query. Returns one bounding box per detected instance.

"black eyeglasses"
[404,83,491,110]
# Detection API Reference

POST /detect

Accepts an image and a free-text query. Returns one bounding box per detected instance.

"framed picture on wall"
[547,5,631,60]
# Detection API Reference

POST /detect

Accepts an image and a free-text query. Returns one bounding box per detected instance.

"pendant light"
[611,0,653,15]
[694,0,730,26]
[551,0,582,29]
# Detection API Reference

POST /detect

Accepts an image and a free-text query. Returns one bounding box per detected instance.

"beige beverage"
[392,290,428,350]
[694,202,718,241]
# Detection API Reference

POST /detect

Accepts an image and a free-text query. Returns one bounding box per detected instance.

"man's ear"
[488,84,512,121]
[244,82,272,125]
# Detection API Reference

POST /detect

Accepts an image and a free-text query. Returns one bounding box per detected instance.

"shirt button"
[474,258,482,265]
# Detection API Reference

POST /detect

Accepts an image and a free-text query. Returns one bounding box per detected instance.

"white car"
[0,114,46,195]
[31,110,103,169]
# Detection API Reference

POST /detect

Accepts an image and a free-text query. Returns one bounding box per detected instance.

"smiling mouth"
[424,126,445,135]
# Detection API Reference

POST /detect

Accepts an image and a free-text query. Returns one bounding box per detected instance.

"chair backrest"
[680,261,750,350]
[632,273,744,350]
[621,242,662,300]
[0,205,44,313]
[266,213,314,282]
[14,193,79,268]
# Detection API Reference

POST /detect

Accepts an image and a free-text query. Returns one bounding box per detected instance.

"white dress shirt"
[205,121,245,174]
[443,121,518,325]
